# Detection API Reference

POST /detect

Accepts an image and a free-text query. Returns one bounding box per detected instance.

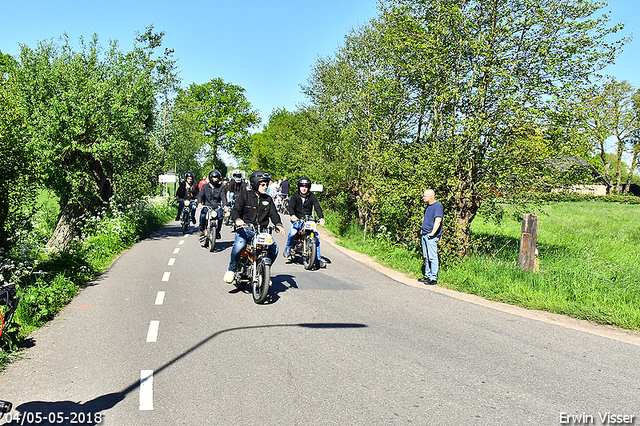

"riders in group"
[175,171,199,223]
[223,170,286,283]
[284,177,326,268]
[226,169,247,209]
[197,170,228,239]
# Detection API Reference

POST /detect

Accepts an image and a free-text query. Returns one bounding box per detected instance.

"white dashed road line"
[168,258,175,266]
[139,370,154,410]
[173,248,180,254]
[155,291,165,305]
[178,240,185,245]
[146,320,160,342]
[162,272,171,282]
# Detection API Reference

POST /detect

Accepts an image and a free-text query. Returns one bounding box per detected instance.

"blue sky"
[1,0,638,134]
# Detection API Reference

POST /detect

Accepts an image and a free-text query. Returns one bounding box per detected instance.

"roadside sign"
[159,174,178,183]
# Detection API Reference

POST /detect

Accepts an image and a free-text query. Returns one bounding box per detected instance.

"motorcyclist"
[226,170,247,209]
[284,177,326,268]
[175,172,199,223]
[197,170,228,238]
[223,170,286,283]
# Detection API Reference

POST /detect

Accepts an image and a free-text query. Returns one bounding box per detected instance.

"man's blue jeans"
[421,235,440,281]
[285,221,321,260]
[228,227,279,272]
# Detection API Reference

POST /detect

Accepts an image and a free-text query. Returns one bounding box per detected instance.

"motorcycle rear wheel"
[252,261,270,304]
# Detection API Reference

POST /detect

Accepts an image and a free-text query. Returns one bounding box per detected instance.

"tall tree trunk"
[452,194,481,257]
[623,141,640,195]
[46,203,85,252]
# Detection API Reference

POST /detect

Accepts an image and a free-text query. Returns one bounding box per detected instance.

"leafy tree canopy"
[174,78,261,166]
[302,0,625,257]
[10,31,166,250]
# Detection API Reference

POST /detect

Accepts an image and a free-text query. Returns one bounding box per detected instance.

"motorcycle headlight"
[183,200,190,206]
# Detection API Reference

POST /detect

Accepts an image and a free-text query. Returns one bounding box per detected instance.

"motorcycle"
[288,215,318,270]
[200,206,223,252]
[232,224,275,304]
[275,194,289,215]
[180,199,197,234]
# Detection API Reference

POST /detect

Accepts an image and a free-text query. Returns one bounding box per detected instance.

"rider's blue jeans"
[199,206,223,232]
[228,227,279,272]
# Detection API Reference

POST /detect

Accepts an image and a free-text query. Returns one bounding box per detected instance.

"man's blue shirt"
[421,201,443,237]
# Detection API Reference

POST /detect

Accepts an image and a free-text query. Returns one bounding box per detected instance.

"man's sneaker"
[283,247,290,257]
[318,260,327,268]
[223,270,235,283]
[418,276,430,284]
[197,229,203,237]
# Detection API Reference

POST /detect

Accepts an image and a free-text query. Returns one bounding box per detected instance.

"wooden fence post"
[518,214,538,272]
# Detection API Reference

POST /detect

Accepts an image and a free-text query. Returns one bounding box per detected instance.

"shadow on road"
[10,322,367,425]
[228,274,298,304]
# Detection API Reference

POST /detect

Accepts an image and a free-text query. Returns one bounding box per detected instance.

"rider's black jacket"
[231,190,283,229]
[176,180,199,200]
[197,182,227,209]
[288,190,324,220]
[228,179,247,195]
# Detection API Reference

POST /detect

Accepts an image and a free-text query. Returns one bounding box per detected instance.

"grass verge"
[323,201,640,331]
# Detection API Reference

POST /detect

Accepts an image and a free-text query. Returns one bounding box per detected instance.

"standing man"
[419,189,443,285]
[280,177,290,199]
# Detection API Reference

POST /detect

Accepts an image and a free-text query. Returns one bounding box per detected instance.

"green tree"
[174,78,260,166]
[251,108,336,180]
[11,32,163,250]
[305,0,624,257]
[0,51,33,250]
[582,78,637,193]
[622,90,640,194]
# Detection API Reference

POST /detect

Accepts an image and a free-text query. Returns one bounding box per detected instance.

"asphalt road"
[1,217,639,425]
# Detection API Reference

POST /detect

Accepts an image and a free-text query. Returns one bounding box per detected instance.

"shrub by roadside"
[1,195,174,366]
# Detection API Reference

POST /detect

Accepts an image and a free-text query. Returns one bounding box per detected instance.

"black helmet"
[185,171,195,179]
[298,177,311,188]
[208,170,222,180]
[249,170,272,190]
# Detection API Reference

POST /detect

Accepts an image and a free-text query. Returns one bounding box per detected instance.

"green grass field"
[325,201,640,330]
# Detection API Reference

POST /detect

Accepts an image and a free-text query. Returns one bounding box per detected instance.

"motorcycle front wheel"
[303,237,317,270]
[252,261,270,304]
[208,225,216,252]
